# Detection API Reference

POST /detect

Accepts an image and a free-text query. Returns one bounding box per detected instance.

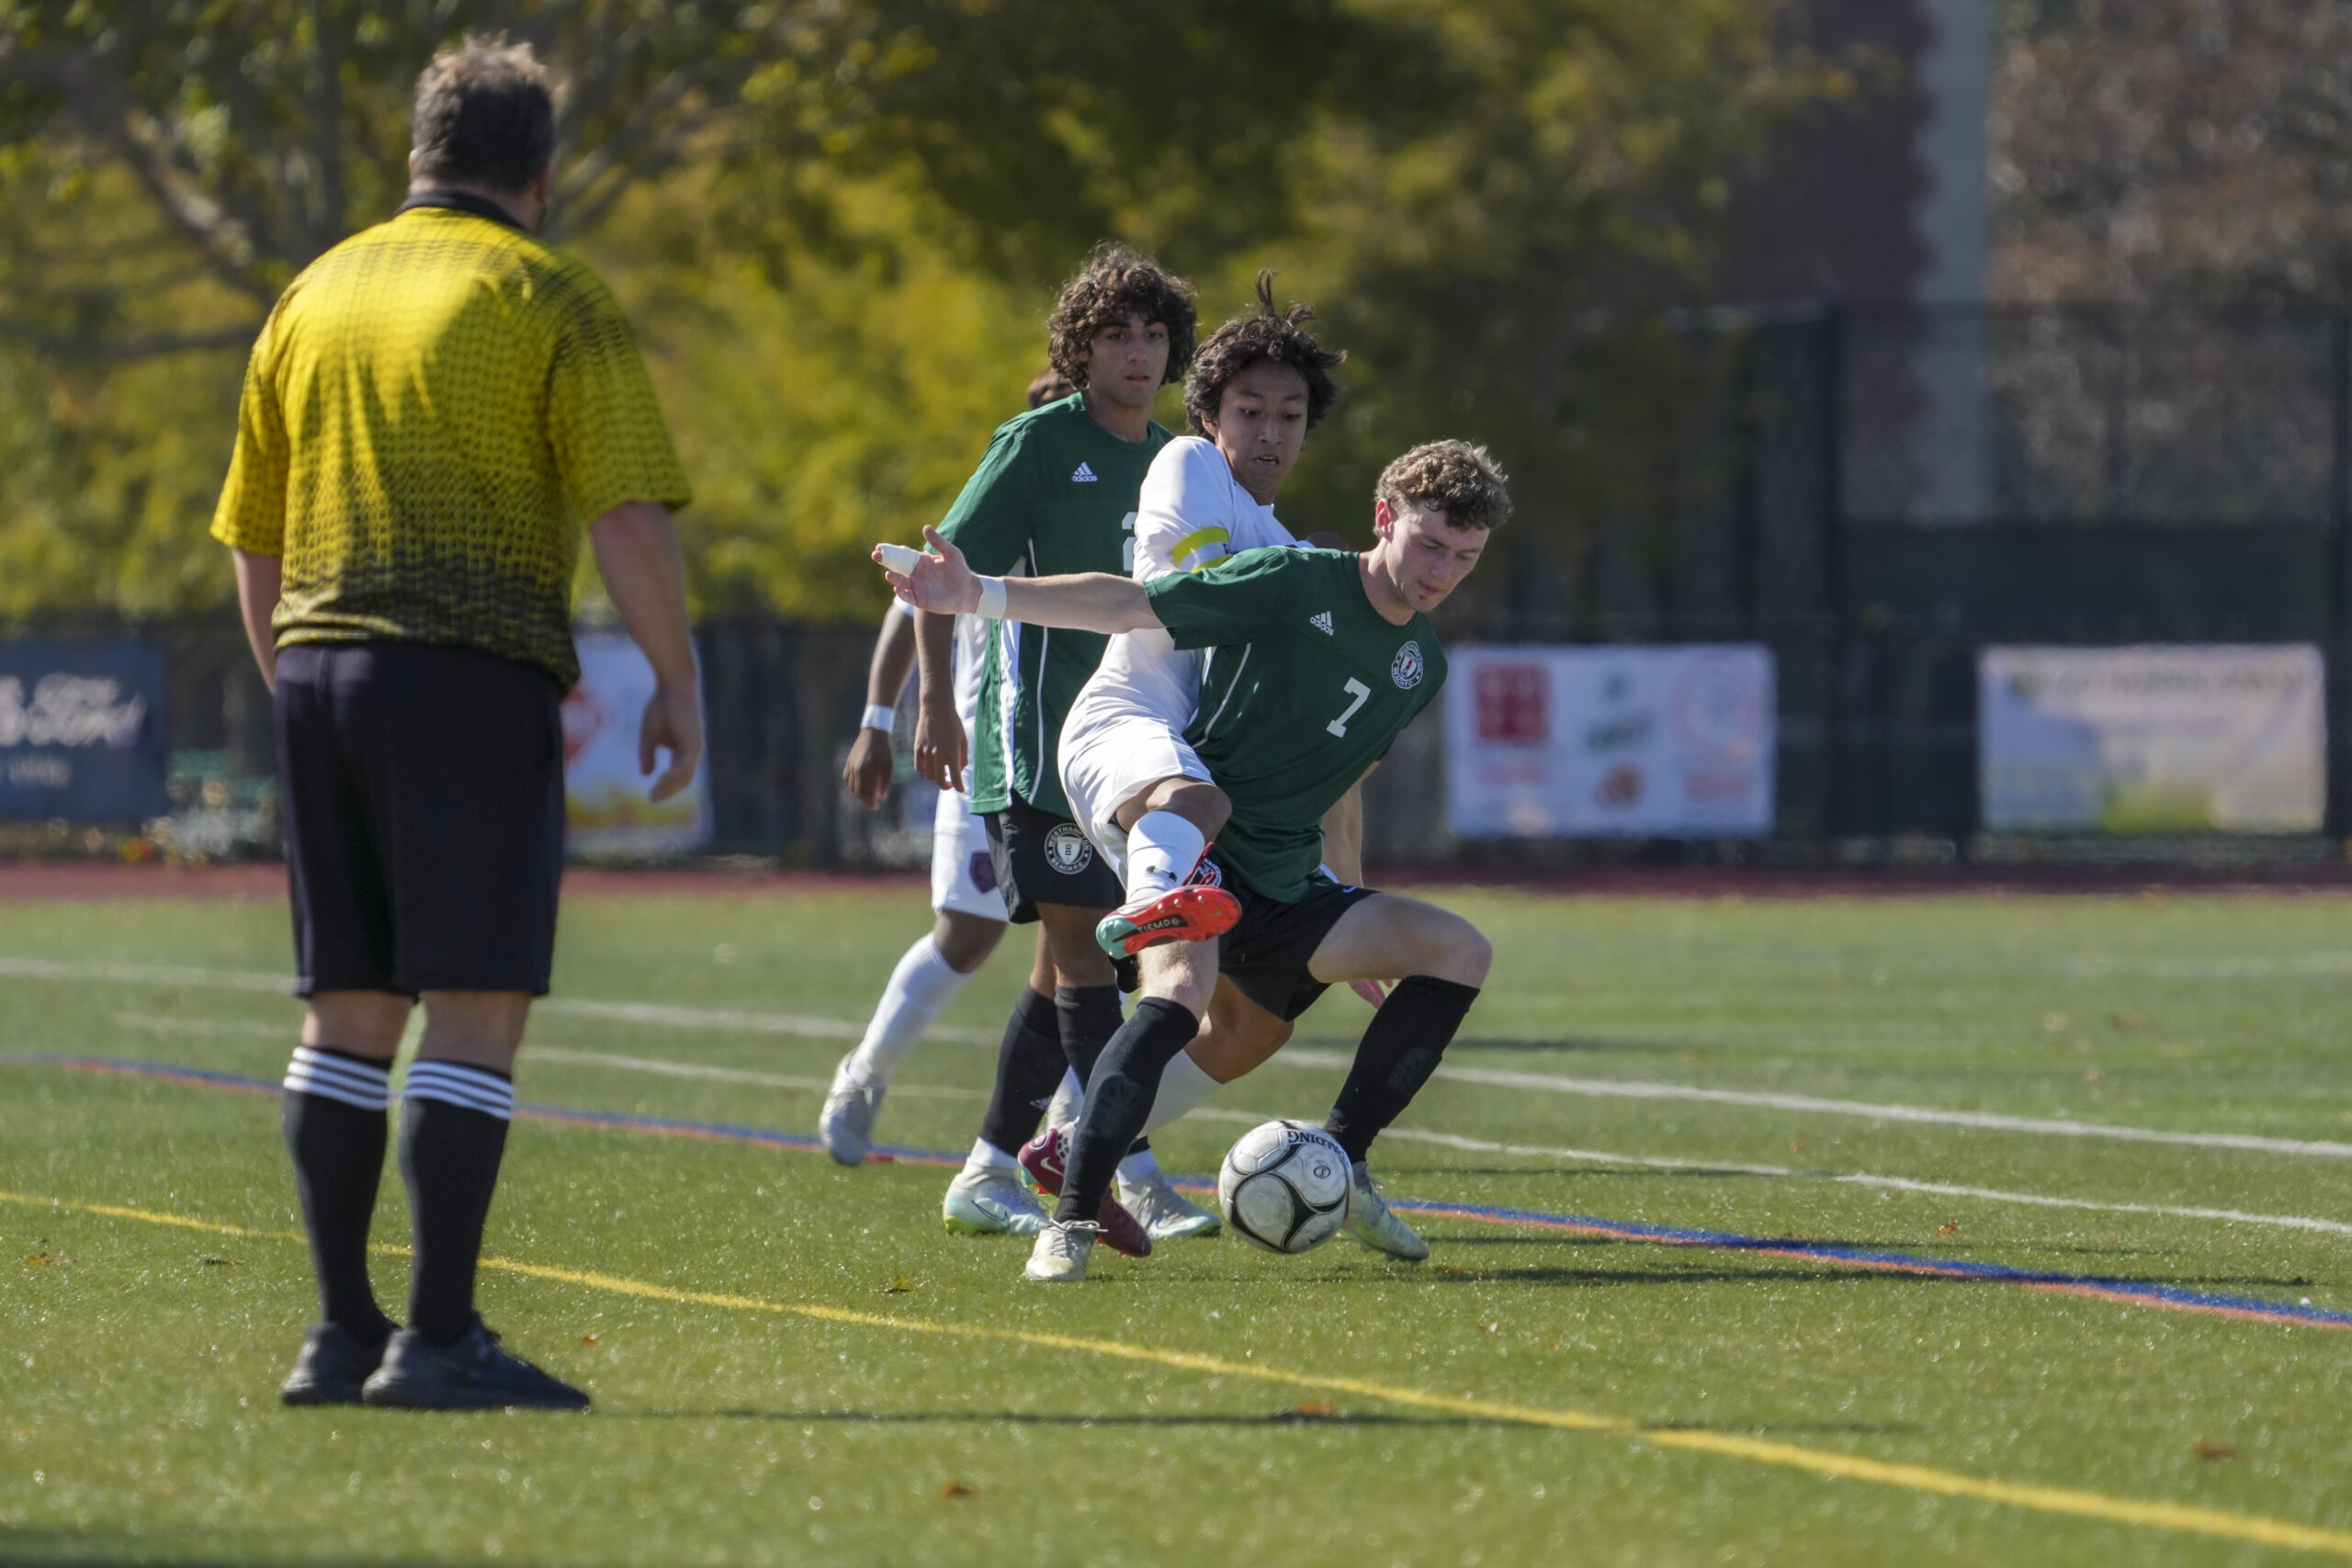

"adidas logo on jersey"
[1309,611,1335,635]
[1071,462,1098,483]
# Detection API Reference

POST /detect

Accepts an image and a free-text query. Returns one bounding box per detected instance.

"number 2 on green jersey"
[1327,677,1373,738]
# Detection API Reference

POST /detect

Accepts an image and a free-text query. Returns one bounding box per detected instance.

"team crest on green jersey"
[1391,640,1426,690]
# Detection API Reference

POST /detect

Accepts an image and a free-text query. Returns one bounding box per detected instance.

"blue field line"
[9,1048,2348,1334]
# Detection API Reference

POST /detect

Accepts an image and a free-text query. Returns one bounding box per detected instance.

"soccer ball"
[1218,1120,1351,1254]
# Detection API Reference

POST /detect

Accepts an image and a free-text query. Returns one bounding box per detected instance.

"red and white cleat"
[1017,1124,1152,1258]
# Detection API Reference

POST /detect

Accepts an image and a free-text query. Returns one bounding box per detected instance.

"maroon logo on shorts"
[969,852,998,894]
[1187,856,1224,889]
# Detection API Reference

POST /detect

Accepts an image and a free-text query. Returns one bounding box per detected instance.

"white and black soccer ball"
[1218,1120,1351,1254]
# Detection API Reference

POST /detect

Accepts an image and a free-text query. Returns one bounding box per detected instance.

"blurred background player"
[879,441,1513,1283]
[212,39,698,1406]
[821,367,1071,1166]
[912,245,1194,1250]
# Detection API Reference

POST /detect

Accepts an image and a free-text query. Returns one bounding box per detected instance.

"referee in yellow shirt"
[212,38,697,1412]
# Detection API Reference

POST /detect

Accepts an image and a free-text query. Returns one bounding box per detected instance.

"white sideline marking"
[1274,1048,2352,1161]
[107,1016,989,1102]
[1353,1126,2352,1237]
[0,956,992,1045]
[536,996,995,1046]
[526,1046,988,1101]
[21,953,2352,1161]
[71,1006,2352,1236]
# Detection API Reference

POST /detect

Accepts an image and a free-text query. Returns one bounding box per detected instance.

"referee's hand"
[639,679,704,802]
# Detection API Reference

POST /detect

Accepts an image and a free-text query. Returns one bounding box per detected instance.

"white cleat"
[1340,1161,1429,1262]
[1023,1219,1102,1282]
[942,1167,1048,1237]
[1117,1168,1221,1240]
[818,1055,886,1167]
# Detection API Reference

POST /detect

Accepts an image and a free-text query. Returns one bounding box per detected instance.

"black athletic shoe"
[279,1322,390,1406]
[360,1319,590,1412]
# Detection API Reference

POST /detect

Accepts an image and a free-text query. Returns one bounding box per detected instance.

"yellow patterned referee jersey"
[211,193,690,689]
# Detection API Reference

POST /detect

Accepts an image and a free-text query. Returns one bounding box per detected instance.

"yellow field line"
[7,1186,2348,1556]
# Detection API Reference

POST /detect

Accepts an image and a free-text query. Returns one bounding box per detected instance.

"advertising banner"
[1979,645,2325,833]
[0,640,170,822]
[561,635,712,853]
[1444,645,1776,838]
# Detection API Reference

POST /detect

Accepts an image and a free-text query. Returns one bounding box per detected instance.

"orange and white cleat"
[1092,885,1241,960]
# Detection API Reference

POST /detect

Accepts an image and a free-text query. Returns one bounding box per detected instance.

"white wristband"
[975,575,1008,620]
[860,703,897,734]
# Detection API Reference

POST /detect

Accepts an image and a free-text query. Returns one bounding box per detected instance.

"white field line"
[1347,1125,2352,1237]
[2059,952,2352,981]
[1272,1049,2352,1161]
[0,955,992,1045]
[106,1016,990,1102]
[525,1046,987,1101]
[20,953,2352,1161]
[67,1008,2352,1237]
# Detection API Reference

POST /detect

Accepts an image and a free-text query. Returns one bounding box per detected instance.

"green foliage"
[0,0,1833,625]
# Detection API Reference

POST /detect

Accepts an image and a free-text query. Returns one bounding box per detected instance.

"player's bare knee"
[933,910,1004,973]
[1454,924,1494,986]
[1166,778,1232,840]
[1423,918,1491,987]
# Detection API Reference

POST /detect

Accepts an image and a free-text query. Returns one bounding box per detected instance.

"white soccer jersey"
[1057,437,1301,859]
[1080,436,1297,726]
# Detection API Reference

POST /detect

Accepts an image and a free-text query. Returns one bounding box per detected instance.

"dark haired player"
[1021,276,1360,1234]
[879,441,1515,1282]
[915,244,1198,1249]
[820,367,1072,1168]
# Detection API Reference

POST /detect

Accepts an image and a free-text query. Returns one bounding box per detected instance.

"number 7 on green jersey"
[1327,677,1373,737]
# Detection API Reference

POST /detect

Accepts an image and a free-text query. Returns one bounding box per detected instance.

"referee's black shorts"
[275,640,566,998]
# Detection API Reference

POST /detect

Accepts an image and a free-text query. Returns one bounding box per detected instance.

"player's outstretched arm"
[876,525,1160,635]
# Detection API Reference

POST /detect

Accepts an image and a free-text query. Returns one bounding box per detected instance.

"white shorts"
[1057,708,1211,882]
[931,784,1009,921]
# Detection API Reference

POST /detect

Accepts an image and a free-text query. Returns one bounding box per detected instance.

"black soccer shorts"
[1204,856,1380,1022]
[276,640,566,998]
[983,793,1124,923]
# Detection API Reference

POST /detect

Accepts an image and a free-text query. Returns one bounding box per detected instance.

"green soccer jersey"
[1145,547,1446,902]
[937,392,1170,816]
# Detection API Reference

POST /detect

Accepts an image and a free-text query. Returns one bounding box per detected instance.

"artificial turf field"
[6,880,2352,1565]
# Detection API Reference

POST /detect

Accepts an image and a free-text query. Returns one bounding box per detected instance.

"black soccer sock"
[1055,984,1125,1088]
[397,1060,514,1343]
[978,988,1066,1157]
[1324,976,1482,1164]
[281,1045,396,1342]
[1055,997,1198,1224]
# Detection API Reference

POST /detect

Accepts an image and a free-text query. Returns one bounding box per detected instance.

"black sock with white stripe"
[281,1045,396,1343]
[398,1060,514,1343]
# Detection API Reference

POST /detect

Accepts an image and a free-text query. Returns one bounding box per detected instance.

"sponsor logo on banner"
[1980,645,2324,833]
[1444,645,1775,839]
[0,643,169,823]
[1391,640,1425,690]
[1043,821,1095,874]
[564,635,711,854]
[1474,662,1548,742]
